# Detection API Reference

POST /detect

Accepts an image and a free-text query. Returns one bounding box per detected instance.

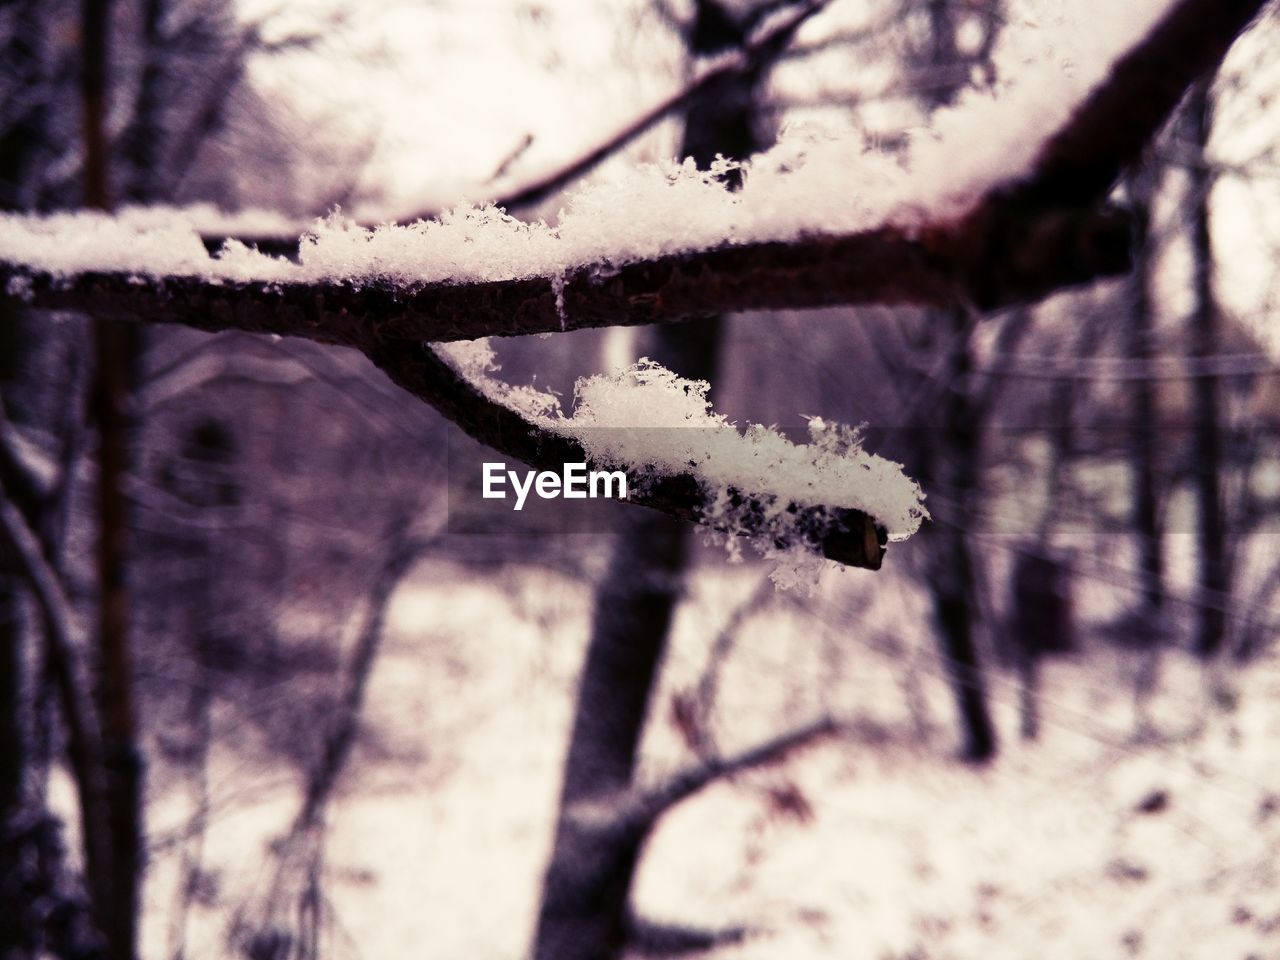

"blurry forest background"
[3,1,1280,959]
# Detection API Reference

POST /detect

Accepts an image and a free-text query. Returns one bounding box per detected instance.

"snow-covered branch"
[0,200,1131,341]
[397,0,834,224]
[0,1,1263,335]
[0,0,1265,572]
[1005,0,1266,211]
[365,343,892,569]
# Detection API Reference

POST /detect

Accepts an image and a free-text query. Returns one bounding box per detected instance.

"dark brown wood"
[0,209,1132,344]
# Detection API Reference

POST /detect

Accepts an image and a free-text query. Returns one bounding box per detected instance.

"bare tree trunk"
[121,0,166,205]
[916,0,998,763]
[1186,79,1228,658]
[531,4,776,958]
[1127,166,1166,627]
[1123,166,1167,729]
[1,313,108,960]
[920,306,996,761]
[81,0,111,212]
[533,509,691,960]
[91,321,143,960]
[1008,309,1098,739]
[82,3,144,957]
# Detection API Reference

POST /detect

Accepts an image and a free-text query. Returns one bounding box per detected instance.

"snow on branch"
[1006,0,1268,210]
[366,340,896,570]
[0,0,1265,336]
[0,0,1266,572]
[394,0,834,224]
[0,201,1132,343]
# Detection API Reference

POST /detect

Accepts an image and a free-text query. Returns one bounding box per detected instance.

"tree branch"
[0,492,99,763]
[363,342,888,569]
[200,0,1271,256]
[631,716,835,826]
[411,0,835,221]
[3,0,1262,335]
[0,401,58,506]
[565,716,835,841]
[0,0,1264,574]
[782,4,910,60]
[0,203,1133,345]
[194,0,834,255]
[0,483,113,915]
[1004,0,1267,211]
[625,915,750,957]
[295,529,428,830]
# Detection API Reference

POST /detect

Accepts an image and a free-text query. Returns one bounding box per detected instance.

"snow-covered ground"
[131,554,1280,960]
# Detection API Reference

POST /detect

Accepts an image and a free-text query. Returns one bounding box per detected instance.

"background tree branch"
[563,715,836,843]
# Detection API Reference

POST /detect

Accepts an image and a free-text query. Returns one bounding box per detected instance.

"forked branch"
[0,0,1266,571]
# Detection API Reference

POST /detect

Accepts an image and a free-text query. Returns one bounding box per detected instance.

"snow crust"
[566,361,925,540]
[904,0,1173,211]
[437,340,926,559]
[0,0,1176,289]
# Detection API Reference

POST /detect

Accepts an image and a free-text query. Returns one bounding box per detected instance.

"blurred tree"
[531,5,810,959]
[878,0,1002,761]
[1186,77,1230,659]
[0,2,300,957]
